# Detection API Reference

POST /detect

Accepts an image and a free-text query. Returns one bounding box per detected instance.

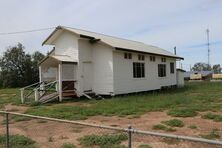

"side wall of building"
[92,43,114,95]
[113,50,176,95]
[78,40,114,95]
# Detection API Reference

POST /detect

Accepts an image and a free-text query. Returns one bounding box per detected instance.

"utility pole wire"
[0,27,55,35]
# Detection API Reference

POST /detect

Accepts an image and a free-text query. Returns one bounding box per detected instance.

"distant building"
[184,71,213,81]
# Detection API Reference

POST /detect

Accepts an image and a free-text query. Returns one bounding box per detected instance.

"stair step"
[39,92,59,103]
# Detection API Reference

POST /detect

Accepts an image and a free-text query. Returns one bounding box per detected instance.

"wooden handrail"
[20,81,44,90]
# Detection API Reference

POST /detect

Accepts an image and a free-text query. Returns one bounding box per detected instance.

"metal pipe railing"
[0,111,222,146]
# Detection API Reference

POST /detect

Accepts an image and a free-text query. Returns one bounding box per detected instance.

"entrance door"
[83,63,92,91]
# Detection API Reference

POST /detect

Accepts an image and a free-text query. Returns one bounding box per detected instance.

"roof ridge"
[61,25,144,44]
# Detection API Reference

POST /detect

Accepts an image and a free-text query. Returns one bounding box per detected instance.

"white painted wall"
[92,43,114,94]
[62,63,76,81]
[78,39,93,92]
[45,31,178,96]
[78,40,114,95]
[177,70,185,87]
[41,67,57,82]
[52,30,79,61]
[113,51,177,95]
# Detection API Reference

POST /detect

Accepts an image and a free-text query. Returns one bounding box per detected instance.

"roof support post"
[58,63,63,102]
[39,66,42,83]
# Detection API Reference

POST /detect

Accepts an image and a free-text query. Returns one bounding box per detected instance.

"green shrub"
[48,136,53,142]
[61,143,76,148]
[0,134,36,148]
[78,133,127,147]
[188,125,197,129]
[12,115,31,122]
[167,108,197,117]
[152,124,176,132]
[202,113,222,122]
[161,119,184,127]
[138,144,152,148]
[200,129,220,139]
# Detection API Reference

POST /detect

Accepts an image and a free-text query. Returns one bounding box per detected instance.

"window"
[138,54,145,61]
[161,57,166,62]
[150,56,155,62]
[133,62,145,78]
[124,53,132,59]
[158,64,166,77]
[170,62,175,74]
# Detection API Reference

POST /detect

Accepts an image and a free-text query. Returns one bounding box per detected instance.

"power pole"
[206,29,210,65]
[174,46,177,55]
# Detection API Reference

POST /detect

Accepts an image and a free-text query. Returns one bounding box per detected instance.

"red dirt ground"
[0,104,221,148]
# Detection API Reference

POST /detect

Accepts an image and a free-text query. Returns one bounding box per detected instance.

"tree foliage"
[0,43,45,88]
[192,62,221,73]
[192,62,212,71]
[212,64,222,74]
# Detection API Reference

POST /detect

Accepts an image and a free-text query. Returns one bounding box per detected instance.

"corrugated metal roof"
[43,26,183,59]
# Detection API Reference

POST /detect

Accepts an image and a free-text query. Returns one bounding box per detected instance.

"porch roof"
[39,55,77,65]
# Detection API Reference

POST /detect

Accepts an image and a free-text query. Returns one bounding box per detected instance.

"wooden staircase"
[38,92,59,103]
[82,90,104,100]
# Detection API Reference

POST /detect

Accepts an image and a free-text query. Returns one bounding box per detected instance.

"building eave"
[115,47,184,60]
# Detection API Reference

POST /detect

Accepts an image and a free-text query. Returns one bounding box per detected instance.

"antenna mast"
[206,29,210,65]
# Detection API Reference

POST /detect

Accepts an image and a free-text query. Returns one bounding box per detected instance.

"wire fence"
[0,111,222,148]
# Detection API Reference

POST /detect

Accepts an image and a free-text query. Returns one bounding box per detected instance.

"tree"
[0,43,45,88]
[192,62,212,71]
[31,51,45,84]
[212,64,222,74]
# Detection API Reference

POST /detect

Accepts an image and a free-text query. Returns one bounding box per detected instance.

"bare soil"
[0,105,221,148]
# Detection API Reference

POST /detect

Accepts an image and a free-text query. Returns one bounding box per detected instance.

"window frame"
[161,57,166,62]
[150,56,156,62]
[124,52,132,59]
[133,62,145,78]
[138,54,145,61]
[170,62,175,74]
[158,64,166,77]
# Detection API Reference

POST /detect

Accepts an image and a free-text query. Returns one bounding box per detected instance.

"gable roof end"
[42,26,184,60]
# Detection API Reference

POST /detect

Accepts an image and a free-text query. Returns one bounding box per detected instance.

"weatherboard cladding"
[43,26,183,60]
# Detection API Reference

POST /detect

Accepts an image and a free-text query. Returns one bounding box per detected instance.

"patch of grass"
[200,129,220,140]
[0,88,21,107]
[152,124,176,132]
[202,113,222,122]
[59,135,68,139]
[11,115,31,122]
[36,120,47,123]
[167,108,198,117]
[188,124,198,129]
[0,134,36,148]
[48,136,53,142]
[2,82,222,120]
[162,138,180,145]
[161,119,184,127]
[78,133,127,147]
[61,143,76,148]
[71,125,84,133]
[138,144,152,148]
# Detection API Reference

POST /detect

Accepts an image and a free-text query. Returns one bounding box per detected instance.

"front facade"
[37,26,184,102]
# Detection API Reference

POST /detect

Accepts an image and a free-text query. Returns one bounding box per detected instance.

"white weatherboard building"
[21,26,184,103]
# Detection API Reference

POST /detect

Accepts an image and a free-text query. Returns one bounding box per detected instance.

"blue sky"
[0,0,221,70]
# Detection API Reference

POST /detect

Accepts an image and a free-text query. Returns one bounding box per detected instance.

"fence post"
[34,89,39,102]
[5,113,9,148]
[128,125,132,148]
[20,88,24,104]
